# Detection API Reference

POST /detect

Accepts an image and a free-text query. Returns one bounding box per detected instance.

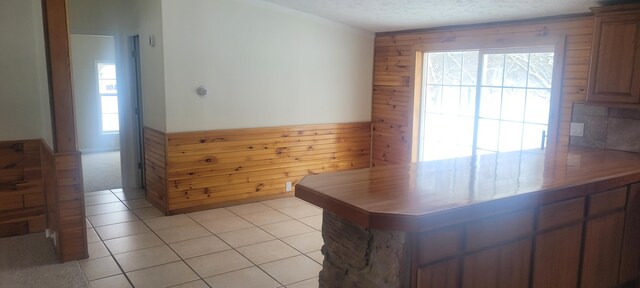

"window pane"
[442,86,461,115]
[421,113,444,160]
[101,96,118,114]
[504,54,529,88]
[528,53,554,88]
[477,119,499,151]
[456,117,475,147]
[421,114,473,161]
[522,124,546,150]
[102,114,119,132]
[425,85,443,113]
[524,89,551,124]
[479,87,502,119]
[482,54,505,86]
[462,51,479,85]
[426,53,444,85]
[460,87,476,117]
[443,52,463,85]
[498,121,523,152]
[501,88,526,122]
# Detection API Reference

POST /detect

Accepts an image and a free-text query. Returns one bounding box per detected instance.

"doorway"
[70,34,123,192]
[70,34,145,193]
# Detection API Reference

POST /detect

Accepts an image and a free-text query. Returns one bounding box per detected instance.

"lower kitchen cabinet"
[415,185,640,288]
[532,224,583,288]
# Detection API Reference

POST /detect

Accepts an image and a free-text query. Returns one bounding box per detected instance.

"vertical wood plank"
[144,127,167,213]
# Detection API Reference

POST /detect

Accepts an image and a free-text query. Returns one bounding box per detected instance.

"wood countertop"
[295,146,640,232]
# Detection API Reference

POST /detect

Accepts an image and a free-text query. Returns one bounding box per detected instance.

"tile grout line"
[222,203,323,287]
[83,189,139,287]
[111,199,213,288]
[186,204,322,286]
[84,189,323,287]
[184,210,284,287]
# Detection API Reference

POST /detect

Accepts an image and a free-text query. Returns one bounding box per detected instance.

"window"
[97,63,119,133]
[418,47,556,161]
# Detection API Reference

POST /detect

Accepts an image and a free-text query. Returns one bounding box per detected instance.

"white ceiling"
[261,0,602,33]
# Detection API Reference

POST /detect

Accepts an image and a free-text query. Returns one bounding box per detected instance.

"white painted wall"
[0,0,52,145]
[70,35,119,153]
[138,0,167,132]
[161,0,374,132]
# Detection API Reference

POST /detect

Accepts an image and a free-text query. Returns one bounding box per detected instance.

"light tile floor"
[82,188,323,288]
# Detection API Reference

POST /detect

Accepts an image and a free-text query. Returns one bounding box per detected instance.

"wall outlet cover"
[285,181,292,192]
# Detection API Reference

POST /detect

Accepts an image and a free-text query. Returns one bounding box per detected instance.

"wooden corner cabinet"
[588,4,640,104]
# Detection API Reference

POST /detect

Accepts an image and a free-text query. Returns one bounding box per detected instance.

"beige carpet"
[0,233,89,288]
[82,151,122,193]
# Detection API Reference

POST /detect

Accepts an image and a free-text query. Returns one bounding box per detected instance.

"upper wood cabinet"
[588,5,640,104]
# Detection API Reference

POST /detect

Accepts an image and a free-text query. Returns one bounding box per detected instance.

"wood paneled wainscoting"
[0,139,86,261]
[144,122,371,214]
[0,140,46,237]
[372,15,594,166]
[144,127,168,212]
[41,143,87,261]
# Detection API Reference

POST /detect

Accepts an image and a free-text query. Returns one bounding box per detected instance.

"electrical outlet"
[570,122,584,137]
[285,181,292,192]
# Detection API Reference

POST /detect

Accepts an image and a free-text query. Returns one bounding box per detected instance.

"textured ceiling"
[260,0,601,32]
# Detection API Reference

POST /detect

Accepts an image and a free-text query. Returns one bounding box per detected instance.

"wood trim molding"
[42,0,77,153]
[41,0,87,261]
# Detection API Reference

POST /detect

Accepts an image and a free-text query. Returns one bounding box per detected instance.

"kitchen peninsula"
[296,147,640,288]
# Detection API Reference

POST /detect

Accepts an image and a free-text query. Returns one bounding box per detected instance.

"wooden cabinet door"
[581,211,626,288]
[461,239,531,288]
[619,184,640,283]
[417,258,459,288]
[588,16,640,103]
[532,224,582,288]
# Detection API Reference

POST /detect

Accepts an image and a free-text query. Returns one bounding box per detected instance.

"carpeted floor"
[0,233,89,288]
[82,151,122,193]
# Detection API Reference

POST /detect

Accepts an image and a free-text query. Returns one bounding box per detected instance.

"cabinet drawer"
[466,210,533,251]
[589,187,627,216]
[538,197,585,231]
[418,226,462,265]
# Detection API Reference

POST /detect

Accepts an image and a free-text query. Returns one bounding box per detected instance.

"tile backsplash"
[570,103,640,152]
